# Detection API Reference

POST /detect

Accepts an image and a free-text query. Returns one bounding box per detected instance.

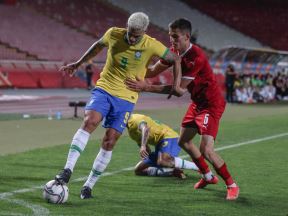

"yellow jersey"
[96,27,169,103]
[127,114,179,146]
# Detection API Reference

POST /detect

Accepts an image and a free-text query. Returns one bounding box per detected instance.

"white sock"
[147,167,173,176]
[84,148,112,189]
[157,168,174,176]
[174,157,199,171]
[227,183,237,188]
[203,171,214,181]
[64,129,90,172]
[147,167,157,176]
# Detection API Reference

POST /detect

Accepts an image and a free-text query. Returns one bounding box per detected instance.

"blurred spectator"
[85,62,93,90]
[273,72,287,100]
[225,64,236,103]
[251,74,264,88]
[265,73,274,86]
[252,86,264,103]
[233,73,243,89]
[235,86,253,103]
[229,68,288,104]
[260,84,276,102]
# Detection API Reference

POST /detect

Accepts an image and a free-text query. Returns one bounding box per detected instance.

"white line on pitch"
[1,132,288,198]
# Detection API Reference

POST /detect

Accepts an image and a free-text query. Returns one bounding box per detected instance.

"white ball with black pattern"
[43,180,69,204]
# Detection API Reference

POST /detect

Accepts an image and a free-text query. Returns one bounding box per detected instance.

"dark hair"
[169,18,192,36]
[227,64,234,71]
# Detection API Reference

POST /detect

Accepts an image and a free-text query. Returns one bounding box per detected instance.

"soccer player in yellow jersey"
[128,114,199,178]
[54,12,182,199]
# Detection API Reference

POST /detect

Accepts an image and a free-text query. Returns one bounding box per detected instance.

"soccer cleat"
[172,168,187,179]
[80,186,93,199]
[226,186,240,200]
[55,168,72,185]
[194,175,219,189]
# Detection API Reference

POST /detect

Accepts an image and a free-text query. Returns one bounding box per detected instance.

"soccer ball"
[43,180,69,204]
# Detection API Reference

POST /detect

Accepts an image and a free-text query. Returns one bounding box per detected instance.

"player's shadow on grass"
[204,187,250,205]
[149,173,201,186]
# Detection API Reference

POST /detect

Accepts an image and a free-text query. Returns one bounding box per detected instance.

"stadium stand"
[183,0,288,51]
[19,0,170,46]
[106,0,265,51]
[0,4,96,62]
[0,0,175,89]
[1,0,286,91]
[0,43,35,60]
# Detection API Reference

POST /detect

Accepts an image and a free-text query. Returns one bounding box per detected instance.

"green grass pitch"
[0,104,288,216]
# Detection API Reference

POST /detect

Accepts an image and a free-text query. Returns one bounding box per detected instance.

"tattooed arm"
[60,38,106,76]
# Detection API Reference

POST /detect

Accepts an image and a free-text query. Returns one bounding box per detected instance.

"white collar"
[180,43,192,57]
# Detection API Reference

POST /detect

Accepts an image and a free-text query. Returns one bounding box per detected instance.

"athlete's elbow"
[174,88,187,97]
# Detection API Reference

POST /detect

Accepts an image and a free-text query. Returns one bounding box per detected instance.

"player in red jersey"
[125,18,239,200]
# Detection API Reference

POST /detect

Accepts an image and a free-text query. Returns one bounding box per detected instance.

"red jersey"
[161,44,225,108]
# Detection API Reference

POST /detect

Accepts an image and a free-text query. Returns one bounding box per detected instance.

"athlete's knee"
[178,140,192,151]
[178,138,187,149]
[178,141,185,149]
[82,115,101,132]
[101,130,120,150]
[200,142,214,159]
[156,158,165,167]
[102,137,117,151]
[157,154,172,167]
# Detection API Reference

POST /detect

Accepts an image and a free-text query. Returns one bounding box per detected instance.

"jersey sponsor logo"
[134,51,142,60]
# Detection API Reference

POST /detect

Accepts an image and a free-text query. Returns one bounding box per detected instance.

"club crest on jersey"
[134,51,142,59]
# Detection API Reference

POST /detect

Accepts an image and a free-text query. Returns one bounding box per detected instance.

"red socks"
[193,155,210,174]
[194,156,235,186]
[214,163,234,186]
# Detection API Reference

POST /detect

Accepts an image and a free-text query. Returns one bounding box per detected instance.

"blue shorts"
[143,138,181,167]
[85,88,135,133]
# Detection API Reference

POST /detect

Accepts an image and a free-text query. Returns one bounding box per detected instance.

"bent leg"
[200,135,224,167]
[134,161,151,176]
[56,110,102,184]
[179,127,218,184]
[135,151,173,177]
[64,110,102,172]
[83,128,121,190]
[178,127,201,159]
[200,135,238,190]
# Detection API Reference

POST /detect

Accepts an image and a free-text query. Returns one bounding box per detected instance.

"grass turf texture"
[0,104,288,215]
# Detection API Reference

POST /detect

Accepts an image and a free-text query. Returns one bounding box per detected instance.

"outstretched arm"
[60,38,106,76]
[125,77,190,97]
[129,50,183,97]
[138,122,150,159]
[145,61,170,78]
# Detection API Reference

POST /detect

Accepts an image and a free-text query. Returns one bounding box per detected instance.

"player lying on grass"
[127,113,199,178]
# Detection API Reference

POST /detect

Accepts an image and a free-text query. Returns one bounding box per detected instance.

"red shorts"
[181,102,226,139]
